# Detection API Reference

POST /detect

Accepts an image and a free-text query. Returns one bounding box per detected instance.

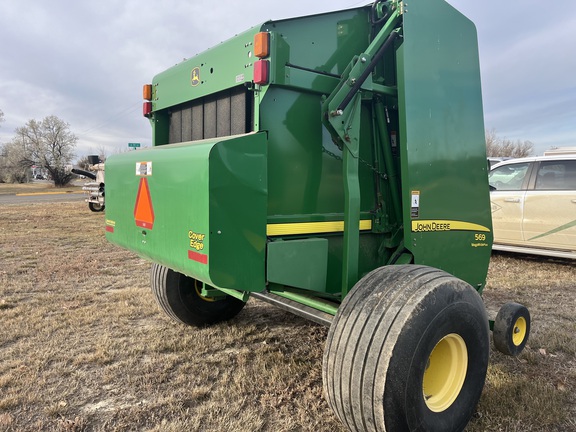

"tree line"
[485,128,533,158]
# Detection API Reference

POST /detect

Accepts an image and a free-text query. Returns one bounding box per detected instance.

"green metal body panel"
[151,27,261,111]
[397,0,492,290]
[260,87,377,218]
[267,238,328,291]
[106,0,492,303]
[264,9,371,89]
[105,133,267,291]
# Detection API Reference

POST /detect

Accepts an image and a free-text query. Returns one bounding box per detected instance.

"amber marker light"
[143,84,153,101]
[254,32,270,58]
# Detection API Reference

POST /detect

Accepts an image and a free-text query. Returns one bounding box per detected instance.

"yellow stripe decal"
[267,220,372,236]
[411,220,490,233]
[16,191,83,196]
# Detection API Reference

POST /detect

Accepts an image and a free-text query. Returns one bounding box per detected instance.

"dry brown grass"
[0,182,81,196]
[1,200,575,431]
[474,255,576,432]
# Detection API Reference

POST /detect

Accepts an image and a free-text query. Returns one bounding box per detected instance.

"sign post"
[128,142,141,149]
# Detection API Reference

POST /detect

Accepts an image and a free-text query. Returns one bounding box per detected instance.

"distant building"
[544,147,576,156]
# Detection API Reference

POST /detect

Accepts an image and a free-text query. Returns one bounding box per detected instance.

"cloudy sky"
[0,0,574,160]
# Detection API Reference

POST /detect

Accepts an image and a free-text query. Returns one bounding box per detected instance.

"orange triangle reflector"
[134,177,155,229]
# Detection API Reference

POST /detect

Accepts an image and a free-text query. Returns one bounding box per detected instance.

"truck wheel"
[323,265,489,432]
[150,263,245,327]
[493,302,530,356]
[88,202,104,212]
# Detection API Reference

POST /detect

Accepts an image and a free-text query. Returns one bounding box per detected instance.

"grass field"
[0,200,575,431]
[0,182,82,196]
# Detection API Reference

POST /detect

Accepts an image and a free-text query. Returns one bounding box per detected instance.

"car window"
[488,162,530,191]
[535,160,576,190]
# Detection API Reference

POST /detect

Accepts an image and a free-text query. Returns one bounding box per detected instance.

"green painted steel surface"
[397,0,492,290]
[107,0,492,301]
[267,287,340,316]
[151,27,261,112]
[105,133,267,292]
[319,8,401,295]
[263,8,371,89]
[267,238,328,292]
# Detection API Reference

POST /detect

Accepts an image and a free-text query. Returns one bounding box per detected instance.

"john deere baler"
[104,1,531,431]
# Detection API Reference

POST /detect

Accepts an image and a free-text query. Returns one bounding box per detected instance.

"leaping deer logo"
[191,67,200,86]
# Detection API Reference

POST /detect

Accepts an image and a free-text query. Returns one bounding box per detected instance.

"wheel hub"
[422,333,468,412]
[512,317,527,346]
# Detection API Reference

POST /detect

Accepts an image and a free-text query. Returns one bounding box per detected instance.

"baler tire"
[493,302,530,356]
[323,265,490,432]
[150,263,245,327]
[88,202,104,212]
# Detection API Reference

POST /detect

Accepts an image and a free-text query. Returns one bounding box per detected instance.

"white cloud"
[1,0,575,158]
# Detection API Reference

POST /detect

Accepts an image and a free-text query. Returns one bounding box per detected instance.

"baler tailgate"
[105,132,267,292]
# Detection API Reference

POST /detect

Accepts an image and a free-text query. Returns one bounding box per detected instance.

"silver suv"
[488,155,576,259]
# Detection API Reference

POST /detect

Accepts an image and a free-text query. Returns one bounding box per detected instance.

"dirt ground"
[0,201,574,431]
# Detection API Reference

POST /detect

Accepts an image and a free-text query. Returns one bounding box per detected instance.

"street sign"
[128,142,141,148]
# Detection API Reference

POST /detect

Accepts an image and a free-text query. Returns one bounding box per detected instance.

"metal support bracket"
[321,8,402,297]
[202,286,250,302]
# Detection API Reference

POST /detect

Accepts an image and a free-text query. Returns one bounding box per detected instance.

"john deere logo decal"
[191,67,200,86]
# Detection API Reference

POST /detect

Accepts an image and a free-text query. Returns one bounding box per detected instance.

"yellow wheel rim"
[512,317,527,346]
[194,280,216,302]
[423,333,468,412]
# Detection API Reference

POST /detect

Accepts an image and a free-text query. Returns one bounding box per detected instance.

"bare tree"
[0,139,31,183]
[76,146,106,171]
[0,109,5,182]
[485,128,533,158]
[75,155,91,170]
[96,145,108,163]
[14,116,78,186]
[0,112,28,183]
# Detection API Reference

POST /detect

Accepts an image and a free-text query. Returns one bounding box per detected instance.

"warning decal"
[136,161,152,176]
[411,191,420,218]
[134,177,155,229]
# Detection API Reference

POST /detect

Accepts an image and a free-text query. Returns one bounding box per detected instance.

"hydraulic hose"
[71,168,97,180]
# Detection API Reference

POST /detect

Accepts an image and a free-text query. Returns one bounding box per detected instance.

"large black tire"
[150,263,246,327]
[323,265,490,432]
[88,202,104,212]
[493,302,530,356]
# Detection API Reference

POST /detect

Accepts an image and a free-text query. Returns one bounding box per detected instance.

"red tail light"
[254,60,269,85]
[143,101,152,117]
